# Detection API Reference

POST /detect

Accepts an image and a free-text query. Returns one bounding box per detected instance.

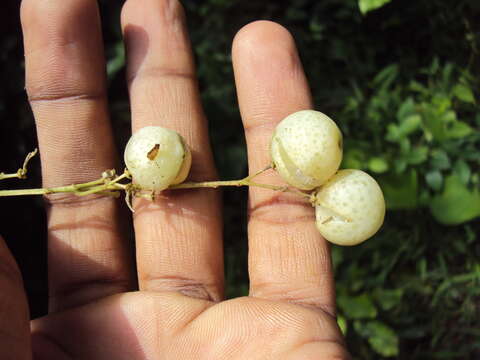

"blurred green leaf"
[337,315,348,336]
[430,150,451,170]
[386,123,401,142]
[399,114,422,136]
[453,83,475,104]
[342,148,367,169]
[373,288,404,311]
[338,293,378,319]
[373,64,399,91]
[409,80,427,94]
[428,57,440,75]
[354,321,399,357]
[358,0,393,14]
[396,98,416,121]
[331,246,344,270]
[426,170,443,191]
[407,146,428,165]
[442,63,454,85]
[453,159,471,184]
[447,121,473,139]
[422,103,459,142]
[106,42,125,80]
[399,137,411,154]
[394,158,408,174]
[379,169,418,209]
[430,175,480,225]
[368,157,389,173]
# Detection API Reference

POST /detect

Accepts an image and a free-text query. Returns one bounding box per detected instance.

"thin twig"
[0,148,38,180]
[0,157,313,211]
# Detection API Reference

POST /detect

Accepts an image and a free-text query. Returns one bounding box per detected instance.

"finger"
[21,0,134,311]
[121,0,223,300]
[0,237,31,360]
[233,21,336,314]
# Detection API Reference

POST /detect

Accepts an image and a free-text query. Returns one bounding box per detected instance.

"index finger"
[232,21,336,315]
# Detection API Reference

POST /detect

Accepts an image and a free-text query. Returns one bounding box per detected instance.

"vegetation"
[0,0,479,358]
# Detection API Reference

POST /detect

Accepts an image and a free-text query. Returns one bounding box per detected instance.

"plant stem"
[0,164,311,203]
[168,167,273,190]
[0,148,38,180]
[0,176,121,197]
[168,170,311,200]
[0,173,23,180]
[0,188,51,196]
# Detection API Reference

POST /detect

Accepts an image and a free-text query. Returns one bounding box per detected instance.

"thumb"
[0,235,31,360]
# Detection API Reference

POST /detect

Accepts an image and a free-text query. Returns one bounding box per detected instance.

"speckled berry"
[270,110,343,190]
[314,169,385,246]
[124,126,191,191]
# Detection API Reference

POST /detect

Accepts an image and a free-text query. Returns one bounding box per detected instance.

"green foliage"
[358,0,394,14]
[335,58,479,357]
[430,175,480,225]
[341,60,480,225]
[354,320,399,357]
[338,293,378,319]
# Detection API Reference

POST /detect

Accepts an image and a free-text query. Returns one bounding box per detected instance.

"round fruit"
[124,126,191,191]
[314,169,385,246]
[270,110,343,190]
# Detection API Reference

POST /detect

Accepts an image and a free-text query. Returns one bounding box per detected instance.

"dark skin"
[0,0,350,359]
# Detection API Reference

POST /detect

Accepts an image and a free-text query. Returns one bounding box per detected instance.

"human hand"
[1,0,349,359]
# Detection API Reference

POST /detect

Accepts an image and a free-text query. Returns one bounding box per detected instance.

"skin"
[1,0,350,359]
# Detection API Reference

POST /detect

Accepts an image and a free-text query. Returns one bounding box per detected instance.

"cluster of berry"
[124,110,385,246]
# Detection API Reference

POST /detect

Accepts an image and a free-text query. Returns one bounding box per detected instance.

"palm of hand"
[33,293,343,359]
[1,0,348,359]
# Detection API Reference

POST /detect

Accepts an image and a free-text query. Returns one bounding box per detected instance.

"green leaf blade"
[337,293,378,319]
[430,175,480,225]
[453,84,475,104]
[359,0,393,14]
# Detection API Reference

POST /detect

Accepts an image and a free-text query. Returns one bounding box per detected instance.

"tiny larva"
[124,126,192,191]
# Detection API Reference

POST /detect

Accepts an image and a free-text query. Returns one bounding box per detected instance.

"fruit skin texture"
[124,126,191,191]
[270,110,343,190]
[314,169,385,246]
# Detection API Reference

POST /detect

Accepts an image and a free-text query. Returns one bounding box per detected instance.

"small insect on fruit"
[270,110,343,190]
[313,169,385,246]
[124,126,192,191]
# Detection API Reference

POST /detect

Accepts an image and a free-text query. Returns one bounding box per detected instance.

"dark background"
[1,0,479,358]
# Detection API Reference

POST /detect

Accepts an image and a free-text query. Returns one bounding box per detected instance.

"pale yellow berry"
[270,110,343,190]
[314,169,385,246]
[124,126,191,191]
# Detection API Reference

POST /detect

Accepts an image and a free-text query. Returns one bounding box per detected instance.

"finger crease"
[50,277,131,304]
[141,275,218,302]
[43,193,116,208]
[285,298,337,318]
[249,195,314,225]
[28,92,106,105]
[243,121,277,134]
[292,338,350,359]
[127,66,196,87]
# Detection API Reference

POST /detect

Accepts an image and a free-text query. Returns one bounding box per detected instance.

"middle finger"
[121,0,223,301]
